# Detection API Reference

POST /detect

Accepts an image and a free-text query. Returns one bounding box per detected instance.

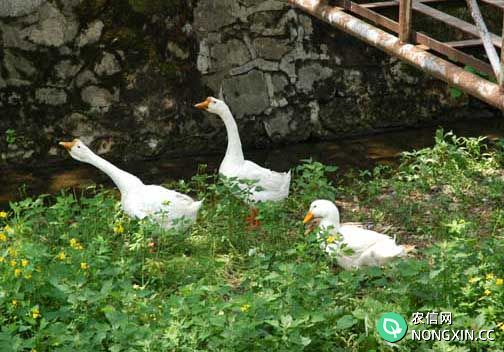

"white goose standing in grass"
[59,139,202,230]
[194,97,291,203]
[303,200,413,270]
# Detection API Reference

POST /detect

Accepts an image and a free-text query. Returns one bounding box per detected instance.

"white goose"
[303,200,413,270]
[194,97,291,202]
[59,139,202,230]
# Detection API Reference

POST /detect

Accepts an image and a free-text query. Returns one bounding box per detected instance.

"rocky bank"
[0,0,498,166]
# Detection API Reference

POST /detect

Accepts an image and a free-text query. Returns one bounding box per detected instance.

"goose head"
[303,199,340,228]
[59,138,94,163]
[194,97,229,116]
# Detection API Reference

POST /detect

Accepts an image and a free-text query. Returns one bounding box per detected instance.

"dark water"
[1,118,504,208]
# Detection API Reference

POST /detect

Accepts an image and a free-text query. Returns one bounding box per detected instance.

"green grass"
[0,130,503,351]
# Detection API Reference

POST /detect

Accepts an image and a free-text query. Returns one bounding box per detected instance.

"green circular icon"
[377,312,408,343]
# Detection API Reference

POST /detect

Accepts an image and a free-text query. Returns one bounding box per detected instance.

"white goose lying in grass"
[303,200,414,270]
[59,139,202,230]
[194,97,291,203]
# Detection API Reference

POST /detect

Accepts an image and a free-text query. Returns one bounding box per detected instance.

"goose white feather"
[304,199,410,270]
[59,139,202,229]
[195,97,291,202]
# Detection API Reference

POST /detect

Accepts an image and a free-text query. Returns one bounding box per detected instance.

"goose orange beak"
[303,211,314,224]
[194,97,211,110]
[59,140,76,151]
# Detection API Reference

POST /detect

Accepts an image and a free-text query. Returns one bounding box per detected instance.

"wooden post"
[340,0,351,11]
[399,0,412,43]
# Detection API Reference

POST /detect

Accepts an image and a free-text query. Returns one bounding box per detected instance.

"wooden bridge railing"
[289,0,504,110]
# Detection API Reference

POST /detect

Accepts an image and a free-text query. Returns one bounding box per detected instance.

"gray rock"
[253,37,291,60]
[197,39,211,74]
[264,109,292,141]
[27,2,78,47]
[265,73,288,108]
[0,0,46,17]
[4,50,37,79]
[36,87,68,105]
[94,52,121,76]
[223,70,270,118]
[296,63,333,93]
[249,8,294,36]
[75,70,98,88]
[55,60,82,81]
[211,39,250,71]
[77,20,104,47]
[193,0,239,33]
[272,73,289,93]
[0,22,37,50]
[81,86,114,112]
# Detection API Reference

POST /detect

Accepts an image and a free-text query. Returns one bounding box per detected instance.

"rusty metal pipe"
[289,0,504,110]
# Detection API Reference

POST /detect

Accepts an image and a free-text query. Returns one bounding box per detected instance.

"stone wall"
[0,0,498,166]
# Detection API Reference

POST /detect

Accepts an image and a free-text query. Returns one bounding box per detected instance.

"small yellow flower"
[4,225,13,234]
[57,251,66,261]
[486,273,495,280]
[14,268,21,277]
[21,259,29,267]
[80,262,89,270]
[498,322,504,332]
[10,260,17,267]
[11,300,17,306]
[7,247,17,257]
[0,233,6,242]
[468,277,478,284]
[484,289,491,296]
[496,278,503,286]
[69,238,84,250]
[31,307,41,319]
[326,235,336,244]
[240,304,251,312]
[0,211,8,218]
[0,257,4,263]
[113,224,124,234]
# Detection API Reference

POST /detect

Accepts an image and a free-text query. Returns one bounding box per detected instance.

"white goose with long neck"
[59,139,202,229]
[195,97,291,202]
[304,200,413,270]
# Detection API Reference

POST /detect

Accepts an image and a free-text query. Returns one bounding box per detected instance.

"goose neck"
[87,153,143,195]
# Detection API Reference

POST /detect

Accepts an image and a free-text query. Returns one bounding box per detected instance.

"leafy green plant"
[5,128,16,145]
[0,129,502,351]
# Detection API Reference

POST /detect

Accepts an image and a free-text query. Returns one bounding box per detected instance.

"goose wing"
[233,160,291,201]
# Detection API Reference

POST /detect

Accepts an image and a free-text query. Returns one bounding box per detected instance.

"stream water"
[1,118,504,208]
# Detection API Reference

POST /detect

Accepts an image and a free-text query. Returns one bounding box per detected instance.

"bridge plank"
[349,2,495,77]
[445,38,484,47]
